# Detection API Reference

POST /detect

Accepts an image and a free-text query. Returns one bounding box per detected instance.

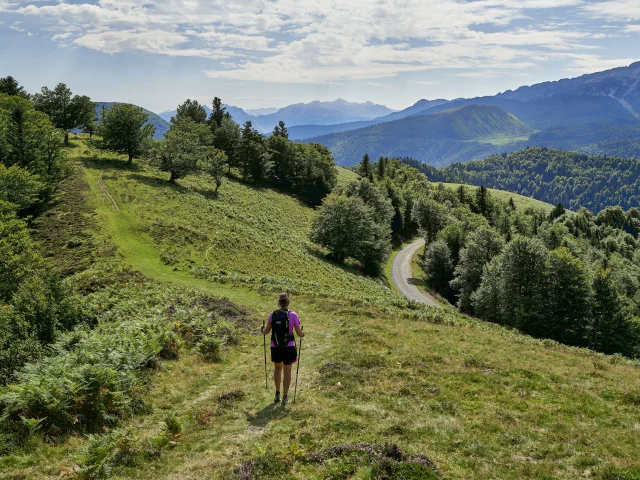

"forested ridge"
[408,146,640,212]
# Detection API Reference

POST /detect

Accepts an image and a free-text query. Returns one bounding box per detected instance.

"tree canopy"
[96,103,155,162]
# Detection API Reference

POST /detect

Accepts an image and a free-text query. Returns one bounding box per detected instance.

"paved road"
[391,238,440,308]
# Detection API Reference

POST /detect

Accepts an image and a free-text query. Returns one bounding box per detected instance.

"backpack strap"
[285,309,295,344]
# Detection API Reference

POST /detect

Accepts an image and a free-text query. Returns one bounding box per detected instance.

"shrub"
[77,428,140,479]
[198,336,222,362]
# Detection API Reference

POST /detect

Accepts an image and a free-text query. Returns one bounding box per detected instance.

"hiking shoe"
[282,396,289,406]
[274,392,281,403]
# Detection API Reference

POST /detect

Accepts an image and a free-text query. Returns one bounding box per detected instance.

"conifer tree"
[544,247,591,346]
[236,121,269,184]
[208,97,228,131]
[0,76,28,98]
[272,120,288,138]
[213,116,241,172]
[590,267,635,356]
[499,236,548,334]
[474,185,492,217]
[359,153,374,182]
[173,99,207,124]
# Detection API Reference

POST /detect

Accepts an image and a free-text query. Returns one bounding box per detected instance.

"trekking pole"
[262,320,268,389]
[294,326,303,403]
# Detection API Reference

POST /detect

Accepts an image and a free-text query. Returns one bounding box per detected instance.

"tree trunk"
[128,153,133,163]
[64,132,69,145]
[169,171,176,183]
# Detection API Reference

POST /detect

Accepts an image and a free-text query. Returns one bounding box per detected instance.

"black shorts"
[271,346,297,365]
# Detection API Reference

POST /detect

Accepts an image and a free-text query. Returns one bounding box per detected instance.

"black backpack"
[271,309,294,347]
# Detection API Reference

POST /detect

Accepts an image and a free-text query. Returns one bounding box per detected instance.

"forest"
[409,146,640,213]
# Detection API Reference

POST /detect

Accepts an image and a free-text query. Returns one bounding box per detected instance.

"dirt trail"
[97,176,120,211]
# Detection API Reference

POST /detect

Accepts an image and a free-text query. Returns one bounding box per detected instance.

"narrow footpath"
[391,238,440,308]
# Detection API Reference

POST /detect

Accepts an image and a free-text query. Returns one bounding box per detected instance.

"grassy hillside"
[2,141,640,480]
[443,183,555,213]
[308,105,533,167]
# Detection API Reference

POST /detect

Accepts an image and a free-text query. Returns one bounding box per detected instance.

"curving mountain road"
[391,238,440,308]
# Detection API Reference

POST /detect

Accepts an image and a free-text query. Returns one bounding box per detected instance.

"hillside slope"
[427,147,640,212]
[498,60,640,116]
[288,99,450,140]
[3,142,640,480]
[308,105,533,166]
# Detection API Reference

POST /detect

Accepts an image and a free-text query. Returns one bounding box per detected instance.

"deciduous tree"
[32,83,95,144]
[151,118,208,183]
[412,197,448,243]
[422,240,454,299]
[544,247,591,346]
[451,226,504,313]
[310,194,389,274]
[97,104,155,163]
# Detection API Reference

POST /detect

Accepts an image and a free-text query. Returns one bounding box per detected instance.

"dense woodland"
[409,147,640,213]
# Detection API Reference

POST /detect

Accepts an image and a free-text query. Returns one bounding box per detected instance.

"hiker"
[261,293,304,405]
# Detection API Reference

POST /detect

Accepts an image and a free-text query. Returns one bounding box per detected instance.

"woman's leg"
[273,362,283,392]
[283,364,293,396]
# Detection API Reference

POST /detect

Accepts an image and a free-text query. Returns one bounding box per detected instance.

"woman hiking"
[261,293,304,405]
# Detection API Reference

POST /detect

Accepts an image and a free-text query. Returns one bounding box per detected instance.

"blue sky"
[1,0,639,113]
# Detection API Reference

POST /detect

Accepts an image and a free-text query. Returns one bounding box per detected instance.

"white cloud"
[583,0,640,21]
[625,24,640,32]
[51,32,72,41]
[74,29,234,59]
[563,53,639,73]
[4,0,633,84]
[10,22,25,32]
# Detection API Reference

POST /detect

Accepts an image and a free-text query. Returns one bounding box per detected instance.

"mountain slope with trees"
[292,63,640,165]
[418,146,640,212]
[308,105,533,166]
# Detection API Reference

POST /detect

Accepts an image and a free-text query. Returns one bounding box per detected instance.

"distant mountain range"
[104,61,640,167]
[245,107,279,116]
[159,99,395,134]
[303,61,640,166]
